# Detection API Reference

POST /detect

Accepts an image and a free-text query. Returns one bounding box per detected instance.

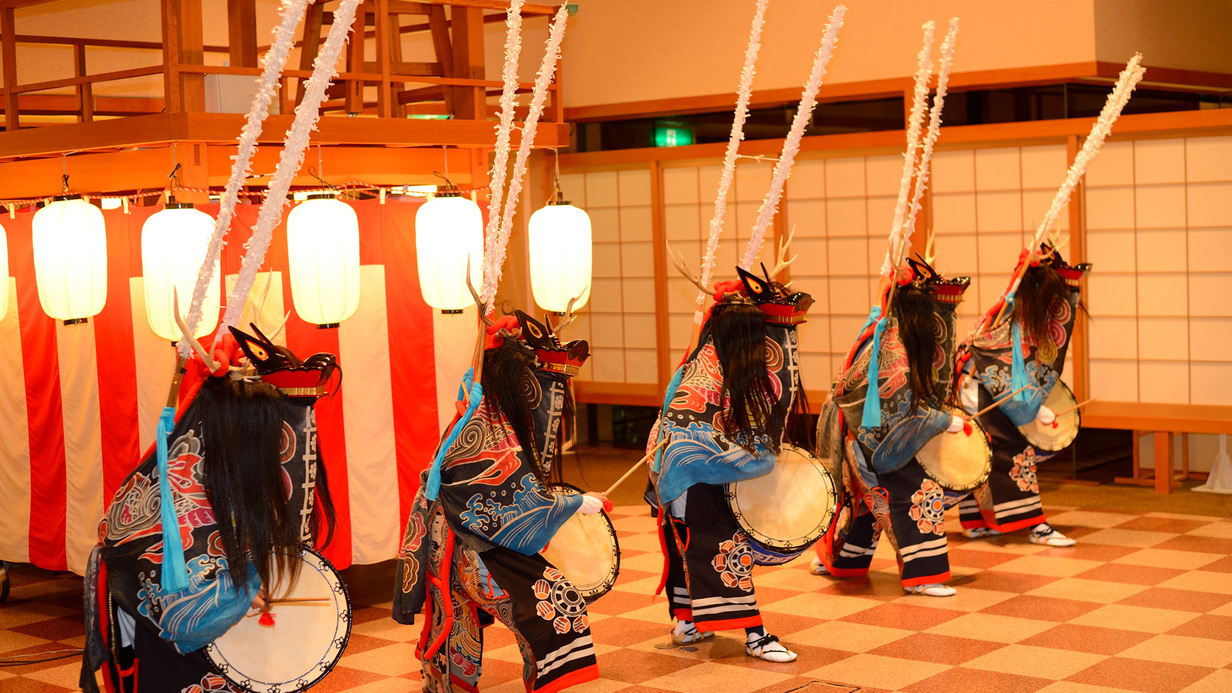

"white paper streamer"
[216,0,363,336]
[478,0,524,304]
[179,0,308,357]
[740,4,846,270]
[480,4,570,313]
[1030,54,1144,254]
[695,0,769,316]
[881,20,934,278]
[893,17,958,272]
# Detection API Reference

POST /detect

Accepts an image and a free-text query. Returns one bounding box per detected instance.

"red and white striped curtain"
[0,197,474,574]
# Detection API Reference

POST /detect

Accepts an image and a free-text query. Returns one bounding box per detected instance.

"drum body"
[726,445,838,566]
[540,483,620,602]
[1017,380,1080,452]
[206,547,351,693]
[917,409,993,493]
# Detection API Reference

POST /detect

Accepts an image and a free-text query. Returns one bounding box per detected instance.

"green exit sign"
[654,124,694,147]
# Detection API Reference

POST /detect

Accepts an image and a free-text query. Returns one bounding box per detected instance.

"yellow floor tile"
[338,642,421,676]
[1025,578,1149,604]
[1047,511,1138,529]
[610,575,663,596]
[1119,634,1232,668]
[641,660,794,692]
[951,539,1049,556]
[893,587,1018,613]
[1112,548,1222,570]
[1186,522,1232,539]
[1180,669,1232,693]
[788,620,913,652]
[988,554,1104,578]
[804,653,951,690]
[608,601,674,625]
[1036,682,1139,692]
[1157,570,1232,595]
[753,567,832,592]
[611,516,657,534]
[924,612,1058,643]
[618,531,663,553]
[1068,604,1199,634]
[962,643,1109,680]
[620,552,668,573]
[330,681,417,693]
[758,592,880,620]
[1079,529,1179,548]
[0,605,76,630]
[352,614,417,642]
[0,632,49,655]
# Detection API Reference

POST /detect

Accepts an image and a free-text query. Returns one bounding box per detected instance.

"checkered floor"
[3,504,1232,693]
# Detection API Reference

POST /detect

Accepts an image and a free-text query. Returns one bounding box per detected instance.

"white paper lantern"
[415,192,483,312]
[287,194,361,327]
[141,202,220,341]
[528,201,591,312]
[0,222,9,324]
[33,196,107,324]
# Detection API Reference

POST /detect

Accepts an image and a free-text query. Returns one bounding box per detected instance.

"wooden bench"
[1083,402,1232,494]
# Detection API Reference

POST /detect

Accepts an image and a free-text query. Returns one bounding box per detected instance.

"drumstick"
[602,440,668,497]
[1050,397,1096,419]
[964,383,1033,421]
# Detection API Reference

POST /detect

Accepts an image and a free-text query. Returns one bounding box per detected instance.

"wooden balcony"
[0,0,569,198]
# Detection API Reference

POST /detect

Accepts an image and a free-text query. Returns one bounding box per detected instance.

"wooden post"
[650,161,671,389]
[176,142,210,205]
[1066,133,1090,404]
[345,6,365,114]
[375,0,392,118]
[226,0,258,68]
[161,0,205,113]
[450,6,484,120]
[296,1,325,104]
[426,4,453,115]
[74,44,93,122]
[2,7,20,131]
[1154,431,1174,494]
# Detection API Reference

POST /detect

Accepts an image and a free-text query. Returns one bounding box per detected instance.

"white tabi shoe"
[962,527,1002,539]
[809,557,829,575]
[745,633,797,663]
[903,583,957,597]
[671,620,714,645]
[1029,523,1076,547]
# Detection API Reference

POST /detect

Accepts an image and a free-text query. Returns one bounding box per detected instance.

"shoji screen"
[1084,136,1232,405]
[782,153,905,390]
[557,168,659,385]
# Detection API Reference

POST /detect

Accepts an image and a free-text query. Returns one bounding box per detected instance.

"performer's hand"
[579,493,608,515]
[946,415,965,434]
[249,587,270,614]
[1037,405,1056,425]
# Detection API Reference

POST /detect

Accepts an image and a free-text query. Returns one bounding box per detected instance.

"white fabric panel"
[0,278,31,562]
[129,278,177,452]
[432,305,479,433]
[339,266,400,565]
[57,320,104,574]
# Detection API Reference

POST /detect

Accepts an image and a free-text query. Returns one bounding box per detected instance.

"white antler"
[669,244,717,297]
[768,225,797,280]
[173,288,219,372]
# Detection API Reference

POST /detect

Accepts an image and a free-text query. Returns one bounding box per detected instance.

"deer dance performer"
[645,263,813,662]
[955,247,1089,545]
[393,296,606,693]
[80,324,339,693]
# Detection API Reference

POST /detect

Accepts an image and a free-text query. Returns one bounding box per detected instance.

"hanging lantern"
[287,194,361,328]
[0,222,9,324]
[141,200,220,341]
[32,195,107,324]
[528,199,591,312]
[415,190,483,313]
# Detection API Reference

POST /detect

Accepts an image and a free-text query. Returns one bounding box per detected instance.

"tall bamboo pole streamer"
[480,4,570,315]
[880,20,935,283]
[216,0,363,336]
[982,53,1144,333]
[479,0,524,283]
[739,5,846,270]
[179,0,309,357]
[685,0,769,354]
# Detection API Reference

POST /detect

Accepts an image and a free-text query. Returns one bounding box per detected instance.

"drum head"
[206,548,351,693]
[540,484,620,602]
[1017,381,1080,452]
[918,410,993,492]
[728,445,838,558]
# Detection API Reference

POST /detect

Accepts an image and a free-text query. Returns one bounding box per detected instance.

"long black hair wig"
[196,376,338,594]
[1015,261,1070,346]
[892,283,944,411]
[482,341,574,485]
[709,300,789,454]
